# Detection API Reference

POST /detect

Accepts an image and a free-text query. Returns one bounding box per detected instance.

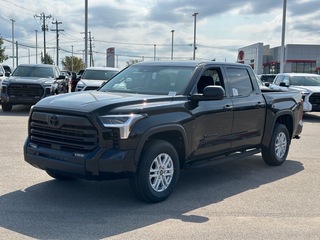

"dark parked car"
[1,64,68,111]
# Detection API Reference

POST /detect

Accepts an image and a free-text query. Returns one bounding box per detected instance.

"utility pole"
[51,20,64,66]
[34,13,52,63]
[171,30,174,60]
[71,45,74,72]
[192,12,199,60]
[10,19,15,68]
[89,31,93,67]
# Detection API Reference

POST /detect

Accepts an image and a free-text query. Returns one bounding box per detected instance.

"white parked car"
[270,73,320,112]
[75,67,119,91]
[0,64,10,97]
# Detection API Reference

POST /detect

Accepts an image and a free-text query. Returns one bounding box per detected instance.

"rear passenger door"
[224,67,266,149]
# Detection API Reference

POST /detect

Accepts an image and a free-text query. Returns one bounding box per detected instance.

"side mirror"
[192,86,225,101]
[279,82,289,87]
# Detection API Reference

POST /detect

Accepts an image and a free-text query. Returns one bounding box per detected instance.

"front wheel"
[130,140,180,203]
[1,102,12,112]
[262,123,290,166]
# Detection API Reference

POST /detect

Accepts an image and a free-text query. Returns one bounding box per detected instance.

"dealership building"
[237,43,320,75]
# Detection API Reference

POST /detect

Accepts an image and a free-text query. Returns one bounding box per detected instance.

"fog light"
[29,143,38,149]
[74,153,85,158]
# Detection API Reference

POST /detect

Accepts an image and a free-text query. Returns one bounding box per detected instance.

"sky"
[0,0,319,70]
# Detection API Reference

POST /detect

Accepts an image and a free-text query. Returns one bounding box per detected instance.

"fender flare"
[262,109,294,148]
[133,124,189,166]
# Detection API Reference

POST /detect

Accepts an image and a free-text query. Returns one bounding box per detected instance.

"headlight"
[76,81,85,90]
[1,79,9,86]
[99,114,146,139]
[43,80,54,88]
[300,91,310,96]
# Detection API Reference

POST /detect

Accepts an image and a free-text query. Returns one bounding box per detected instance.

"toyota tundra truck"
[24,61,303,203]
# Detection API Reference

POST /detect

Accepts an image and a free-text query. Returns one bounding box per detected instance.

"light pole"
[35,30,38,64]
[192,12,198,60]
[10,19,15,68]
[154,44,156,61]
[280,0,287,73]
[84,0,88,68]
[171,30,175,60]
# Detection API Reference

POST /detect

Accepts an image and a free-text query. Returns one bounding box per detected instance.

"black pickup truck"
[1,64,68,111]
[24,61,303,203]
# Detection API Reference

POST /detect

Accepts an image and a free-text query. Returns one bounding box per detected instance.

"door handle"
[256,102,266,108]
[224,105,234,110]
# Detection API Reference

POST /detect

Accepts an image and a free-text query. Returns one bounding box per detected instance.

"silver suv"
[75,67,119,91]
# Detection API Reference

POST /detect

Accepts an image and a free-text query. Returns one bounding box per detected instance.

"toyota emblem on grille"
[48,114,60,127]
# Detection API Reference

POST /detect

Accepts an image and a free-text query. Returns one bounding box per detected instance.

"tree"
[41,52,54,64]
[126,59,141,66]
[0,37,9,63]
[61,56,84,72]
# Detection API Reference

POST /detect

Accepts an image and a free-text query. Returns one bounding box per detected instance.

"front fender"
[133,124,188,166]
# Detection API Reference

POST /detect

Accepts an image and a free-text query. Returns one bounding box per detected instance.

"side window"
[283,76,290,85]
[227,68,253,97]
[197,68,224,94]
[275,75,284,85]
[54,67,60,78]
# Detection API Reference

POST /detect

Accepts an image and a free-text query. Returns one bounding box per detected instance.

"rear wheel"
[130,140,180,203]
[1,102,12,112]
[262,123,290,166]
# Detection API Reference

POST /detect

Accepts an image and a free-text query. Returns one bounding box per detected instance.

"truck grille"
[8,83,44,97]
[309,93,320,105]
[30,111,99,152]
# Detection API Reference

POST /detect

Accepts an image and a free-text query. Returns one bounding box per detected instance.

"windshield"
[12,66,54,78]
[99,65,195,95]
[291,76,320,86]
[82,69,118,80]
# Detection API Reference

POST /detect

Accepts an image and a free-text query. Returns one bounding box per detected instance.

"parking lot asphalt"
[0,105,319,240]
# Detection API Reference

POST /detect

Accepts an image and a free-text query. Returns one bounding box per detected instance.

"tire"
[1,102,12,112]
[130,140,180,203]
[46,170,74,180]
[262,123,290,166]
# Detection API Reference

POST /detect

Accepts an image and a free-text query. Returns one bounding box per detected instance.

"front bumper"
[24,138,137,180]
[1,93,43,105]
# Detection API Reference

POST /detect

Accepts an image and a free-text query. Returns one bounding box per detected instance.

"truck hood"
[290,85,320,93]
[34,90,181,113]
[7,76,54,84]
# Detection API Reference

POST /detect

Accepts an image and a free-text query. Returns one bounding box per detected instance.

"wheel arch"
[133,124,188,169]
[262,110,294,148]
